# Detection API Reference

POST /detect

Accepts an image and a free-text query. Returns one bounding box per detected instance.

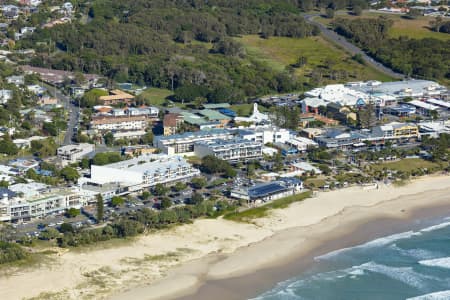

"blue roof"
[218,108,237,117]
[0,188,16,198]
[248,182,287,199]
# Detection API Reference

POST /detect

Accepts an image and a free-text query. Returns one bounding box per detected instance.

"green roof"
[198,109,231,121]
[179,111,208,125]
[202,103,230,109]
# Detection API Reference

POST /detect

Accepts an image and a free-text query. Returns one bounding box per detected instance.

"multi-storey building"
[57,143,94,165]
[90,115,148,131]
[154,129,234,155]
[194,138,262,161]
[0,188,84,223]
[90,154,200,187]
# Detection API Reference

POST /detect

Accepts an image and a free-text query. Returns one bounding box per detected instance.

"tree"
[173,182,187,192]
[326,8,335,18]
[66,208,80,218]
[191,177,206,189]
[60,166,80,182]
[188,192,204,205]
[40,228,60,240]
[160,197,172,209]
[96,194,104,223]
[111,196,125,207]
[0,139,18,156]
[353,6,363,16]
[357,103,376,129]
[104,132,114,146]
[153,183,168,196]
[141,191,151,200]
[59,223,74,233]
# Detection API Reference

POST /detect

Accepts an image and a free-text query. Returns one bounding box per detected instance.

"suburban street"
[44,83,79,146]
[304,14,405,80]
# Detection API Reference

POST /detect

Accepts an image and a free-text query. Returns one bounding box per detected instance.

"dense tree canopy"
[333,17,450,80]
[21,0,326,101]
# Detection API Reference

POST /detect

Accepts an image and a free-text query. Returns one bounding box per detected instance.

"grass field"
[317,12,450,41]
[237,35,394,84]
[230,103,269,117]
[224,191,312,222]
[139,88,173,106]
[371,158,440,173]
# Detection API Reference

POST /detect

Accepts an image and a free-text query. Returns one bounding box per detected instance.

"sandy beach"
[1,175,450,300]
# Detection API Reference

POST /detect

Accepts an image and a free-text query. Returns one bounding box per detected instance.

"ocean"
[252,217,450,300]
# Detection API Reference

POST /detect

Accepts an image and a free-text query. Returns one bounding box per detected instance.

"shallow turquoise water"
[253,218,450,300]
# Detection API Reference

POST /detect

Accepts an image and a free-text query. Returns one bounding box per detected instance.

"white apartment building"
[194,138,262,161]
[57,143,94,165]
[90,115,148,131]
[0,188,84,222]
[237,126,290,144]
[90,154,200,187]
[153,129,234,155]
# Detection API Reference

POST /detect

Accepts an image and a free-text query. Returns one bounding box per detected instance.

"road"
[304,14,405,80]
[44,84,79,146]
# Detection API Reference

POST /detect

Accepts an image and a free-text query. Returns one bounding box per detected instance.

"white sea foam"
[406,290,450,300]
[419,257,450,269]
[358,262,432,290]
[420,221,450,233]
[315,231,420,261]
[389,244,439,260]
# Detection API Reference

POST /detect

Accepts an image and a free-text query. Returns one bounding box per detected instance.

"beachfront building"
[153,129,234,155]
[0,187,84,223]
[194,138,262,161]
[57,143,94,166]
[230,178,303,204]
[90,154,200,188]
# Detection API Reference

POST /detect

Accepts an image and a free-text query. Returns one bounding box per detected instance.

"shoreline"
[1,175,450,300]
[177,200,450,300]
[111,176,450,300]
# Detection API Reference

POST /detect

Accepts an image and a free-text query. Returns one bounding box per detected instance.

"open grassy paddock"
[139,88,174,106]
[237,35,394,85]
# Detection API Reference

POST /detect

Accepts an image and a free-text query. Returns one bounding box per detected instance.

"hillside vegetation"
[333,16,450,83]
[20,0,372,102]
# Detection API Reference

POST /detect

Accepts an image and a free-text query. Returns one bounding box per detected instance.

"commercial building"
[230,177,303,204]
[194,138,262,161]
[57,143,94,165]
[90,154,200,187]
[369,122,419,141]
[418,121,450,138]
[154,129,234,155]
[90,115,148,131]
[197,109,231,127]
[407,100,439,116]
